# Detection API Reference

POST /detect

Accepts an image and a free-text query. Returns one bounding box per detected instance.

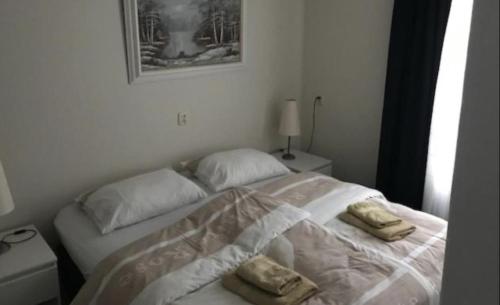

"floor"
[55,245,85,305]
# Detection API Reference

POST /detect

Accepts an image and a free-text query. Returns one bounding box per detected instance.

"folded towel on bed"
[222,272,318,305]
[339,212,416,242]
[236,255,302,296]
[347,201,402,229]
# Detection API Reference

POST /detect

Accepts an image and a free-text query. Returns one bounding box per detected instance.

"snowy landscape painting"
[125,0,243,82]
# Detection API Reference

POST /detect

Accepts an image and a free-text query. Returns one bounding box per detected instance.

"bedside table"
[0,225,60,305]
[272,150,332,176]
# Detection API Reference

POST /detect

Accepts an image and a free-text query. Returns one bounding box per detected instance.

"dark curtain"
[376,0,452,210]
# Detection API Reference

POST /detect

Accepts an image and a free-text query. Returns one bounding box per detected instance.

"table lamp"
[279,99,301,160]
[0,160,15,255]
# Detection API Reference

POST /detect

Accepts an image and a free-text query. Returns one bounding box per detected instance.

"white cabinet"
[272,150,333,176]
[0,226,60,305]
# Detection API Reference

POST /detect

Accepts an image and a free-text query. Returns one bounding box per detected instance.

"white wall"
[440,0,499,304]
[302,0,394,187]
[0,0,305,242]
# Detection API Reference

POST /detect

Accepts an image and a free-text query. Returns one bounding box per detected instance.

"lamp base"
[282,153,296,161]
[0,241,10,256]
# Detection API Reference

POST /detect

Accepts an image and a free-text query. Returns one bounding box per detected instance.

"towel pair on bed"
[223,255,318,305]
[339,201,416,242]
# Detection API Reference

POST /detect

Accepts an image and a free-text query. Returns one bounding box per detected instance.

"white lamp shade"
[279,99,301,137]
[0,160,14,216]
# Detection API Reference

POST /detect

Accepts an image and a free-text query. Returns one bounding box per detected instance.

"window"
[423,0,475,219]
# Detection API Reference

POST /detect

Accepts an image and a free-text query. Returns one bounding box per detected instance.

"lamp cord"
[307,96,322,153]
[1,229,37,245]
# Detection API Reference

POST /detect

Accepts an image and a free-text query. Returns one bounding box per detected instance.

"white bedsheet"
[54,176,286,278]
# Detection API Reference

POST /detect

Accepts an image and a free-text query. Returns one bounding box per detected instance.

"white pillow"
[82,168,207,234]
[195,149,290,192]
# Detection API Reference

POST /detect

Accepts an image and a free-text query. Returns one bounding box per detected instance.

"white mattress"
[54,176,286,278]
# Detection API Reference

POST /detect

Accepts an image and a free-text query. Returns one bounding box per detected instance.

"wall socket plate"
[315,96,324,106]
[177,112,188,126]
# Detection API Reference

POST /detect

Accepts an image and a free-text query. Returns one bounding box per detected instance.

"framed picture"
[124,0,245,84]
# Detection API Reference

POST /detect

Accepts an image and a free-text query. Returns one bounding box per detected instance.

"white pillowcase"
[82,168,207,234]
[195,149,291,192]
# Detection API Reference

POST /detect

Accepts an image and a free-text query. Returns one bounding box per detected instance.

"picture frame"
[123,0,246,84]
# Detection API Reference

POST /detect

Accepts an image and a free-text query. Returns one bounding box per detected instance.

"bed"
[55,165,447,305]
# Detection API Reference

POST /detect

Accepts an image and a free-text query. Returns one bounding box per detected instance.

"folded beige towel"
[236,255,302,296]
[347,202,402,229]
[339,212,416,242]
[223,272,318,305]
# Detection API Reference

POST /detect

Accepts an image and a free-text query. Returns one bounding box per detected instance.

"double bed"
[54,151,447,305]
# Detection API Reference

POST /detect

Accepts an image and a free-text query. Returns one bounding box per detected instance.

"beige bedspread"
[71,173,446,305]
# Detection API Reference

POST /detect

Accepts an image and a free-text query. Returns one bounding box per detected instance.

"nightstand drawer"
[0,264,59,305]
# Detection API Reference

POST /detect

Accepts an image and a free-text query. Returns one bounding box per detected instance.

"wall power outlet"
[177,112,188,126]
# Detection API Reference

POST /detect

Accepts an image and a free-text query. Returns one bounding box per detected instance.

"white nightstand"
[0,225,60,305]
[272,150,333,176]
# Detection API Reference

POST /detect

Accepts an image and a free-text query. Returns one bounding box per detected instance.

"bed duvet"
[72,173,447,305]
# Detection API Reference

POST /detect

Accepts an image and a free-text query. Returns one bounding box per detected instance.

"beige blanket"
[71,172,447,305]
[339,211,416,242]
[236,255,303,296]
[71,189,309,305]
[348,201,402,228]
[223,271,318,305]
